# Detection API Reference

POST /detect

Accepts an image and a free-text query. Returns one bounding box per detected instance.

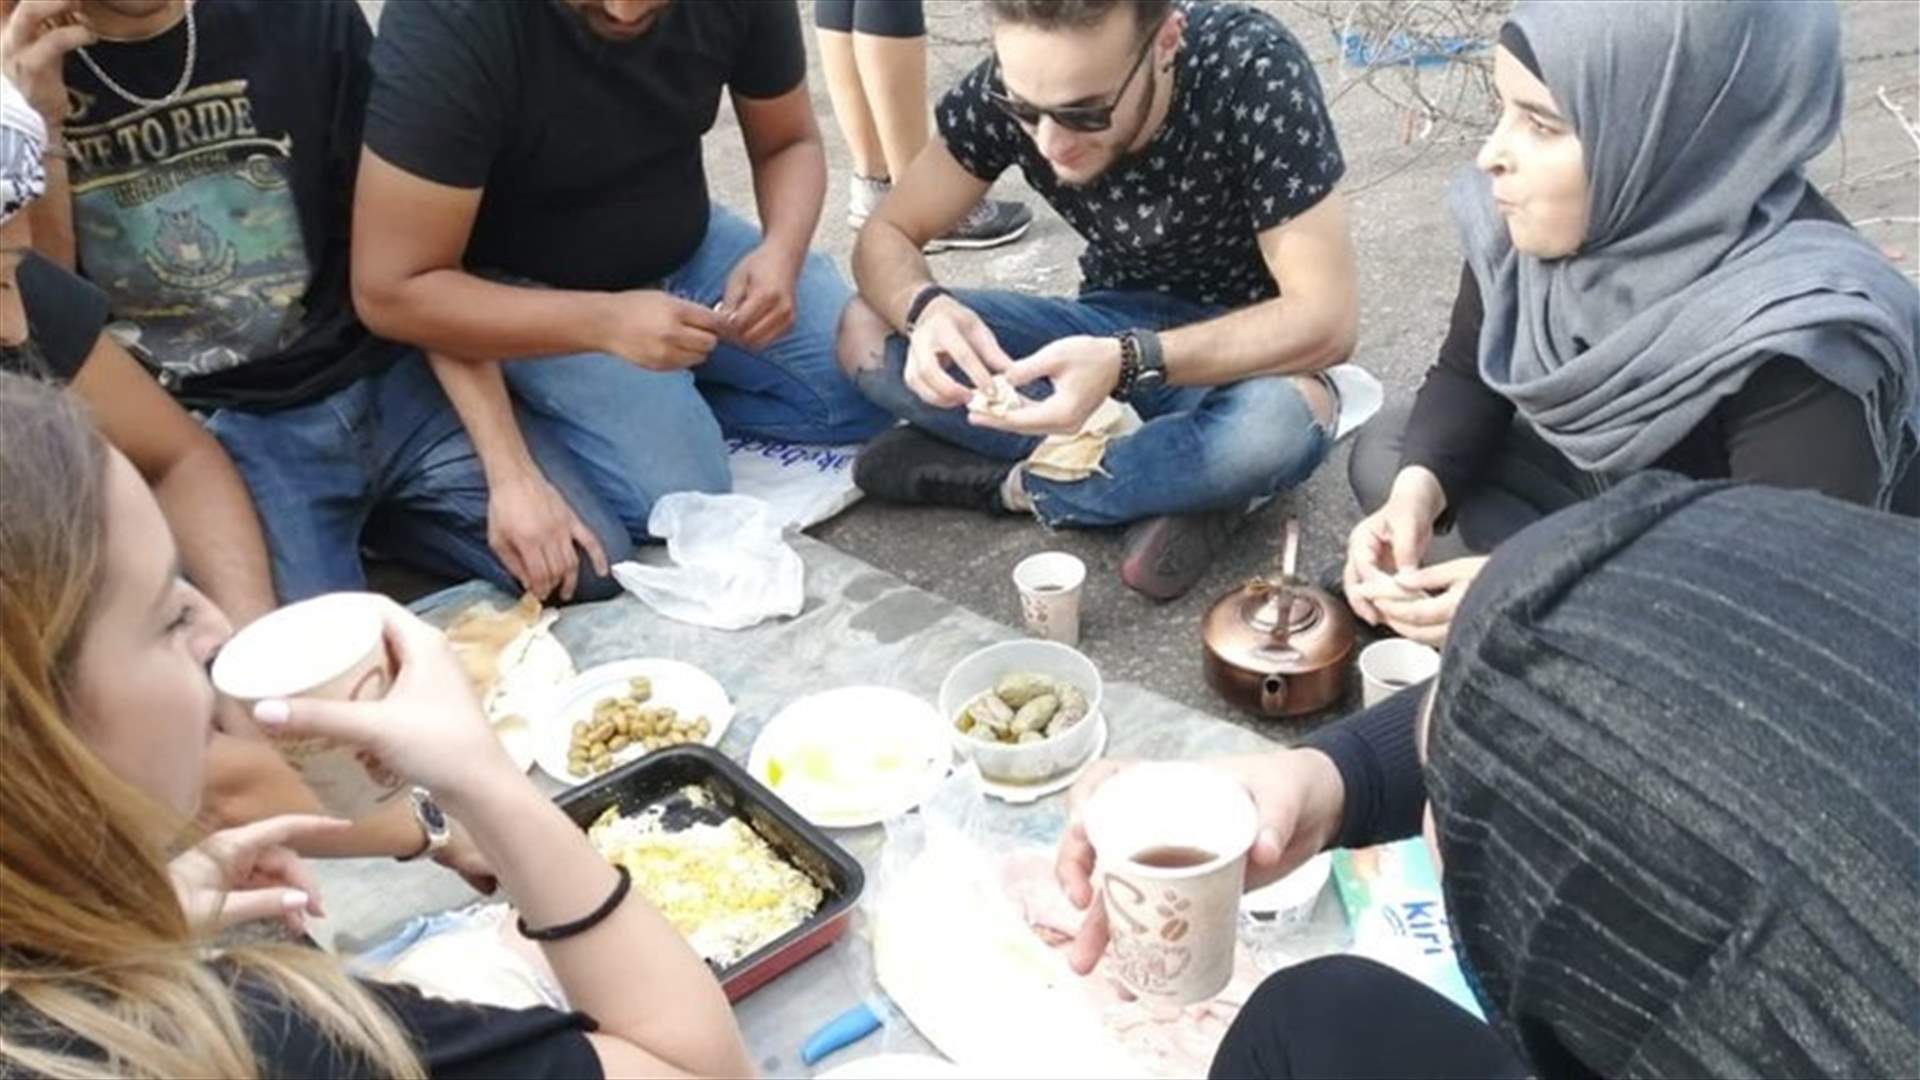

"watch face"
[1137,369,1166,388]
[417,794,447,831]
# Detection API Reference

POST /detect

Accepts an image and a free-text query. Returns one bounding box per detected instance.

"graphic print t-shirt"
[938,1,1345,307]
[60,0,402,411]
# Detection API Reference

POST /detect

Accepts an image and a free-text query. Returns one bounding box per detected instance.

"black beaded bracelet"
[1111,331,1143,400]
[517,867,632,942]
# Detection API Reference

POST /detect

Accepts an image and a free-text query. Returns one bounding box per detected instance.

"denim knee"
[1201,377,1333,498]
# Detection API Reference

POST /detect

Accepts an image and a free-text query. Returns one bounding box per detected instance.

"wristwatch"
[1112,329,1167,400]
[398,786,450,862]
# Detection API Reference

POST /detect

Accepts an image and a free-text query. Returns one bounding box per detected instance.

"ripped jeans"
[850,288,1334,527]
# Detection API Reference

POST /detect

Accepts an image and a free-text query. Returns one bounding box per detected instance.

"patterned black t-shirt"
[939,1,1344,307]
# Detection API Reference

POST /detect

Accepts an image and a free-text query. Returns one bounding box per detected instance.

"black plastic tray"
[554,744,865,1001]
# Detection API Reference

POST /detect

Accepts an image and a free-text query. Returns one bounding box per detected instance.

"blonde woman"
[0,371,753,1077]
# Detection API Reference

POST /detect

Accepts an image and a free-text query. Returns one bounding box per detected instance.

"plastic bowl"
[938,639,1105,783]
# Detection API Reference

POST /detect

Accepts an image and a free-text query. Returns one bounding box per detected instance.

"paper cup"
[1240,852,1333,933]
[1083,763,1258,1004]
[1359,639,1441,708]
[1013,552,1086,645]
[211,592,402,818]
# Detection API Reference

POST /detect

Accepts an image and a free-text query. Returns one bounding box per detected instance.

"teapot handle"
[1281,518,1301,582]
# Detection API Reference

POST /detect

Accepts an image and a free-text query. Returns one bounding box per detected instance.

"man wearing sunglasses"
[837,0,1356,601]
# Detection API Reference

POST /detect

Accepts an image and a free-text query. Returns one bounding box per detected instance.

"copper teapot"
[1202,519,1355,718]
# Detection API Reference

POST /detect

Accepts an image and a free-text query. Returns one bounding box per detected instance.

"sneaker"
[848,175,891,230]
[1119,508,1250,601]
[926,198,1034,253]
[853,427,1016,515]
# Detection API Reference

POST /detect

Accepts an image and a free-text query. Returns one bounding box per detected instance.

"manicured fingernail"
[282,890,309,911]
[253,699,290,725]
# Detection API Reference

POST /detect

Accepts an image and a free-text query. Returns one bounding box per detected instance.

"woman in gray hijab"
[1057,472,1920,1078]
[1342,0,1919,648]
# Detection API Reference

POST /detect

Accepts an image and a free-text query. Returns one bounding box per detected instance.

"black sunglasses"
[985,26,1158,134]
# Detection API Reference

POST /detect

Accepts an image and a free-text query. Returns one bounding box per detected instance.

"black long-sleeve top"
[1303,687,1430,849]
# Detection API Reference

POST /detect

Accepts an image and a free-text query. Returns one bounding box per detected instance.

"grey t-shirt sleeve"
[936,60,1018,182]
[362,0,512,188]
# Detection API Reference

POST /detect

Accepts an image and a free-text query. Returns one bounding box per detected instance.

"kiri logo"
[1382,900,1454,958]
[726,438,855,475]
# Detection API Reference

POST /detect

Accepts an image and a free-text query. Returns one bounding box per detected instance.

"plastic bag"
[726,437,865,530]
[612,492,804,630]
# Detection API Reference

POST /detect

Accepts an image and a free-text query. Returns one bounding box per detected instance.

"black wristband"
[903,284,952,332]
[516,867,633,942]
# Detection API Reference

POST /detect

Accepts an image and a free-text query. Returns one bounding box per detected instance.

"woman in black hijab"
[1058,471,1920,1078]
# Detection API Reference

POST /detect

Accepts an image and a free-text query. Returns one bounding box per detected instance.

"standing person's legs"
[204,387,379,602]
[815,0,892,209]
[1210,955,1524,1079]
[662,205,892,444]
[1349,405,1591,557]
[359,352,634,602]
[850,0,930,182]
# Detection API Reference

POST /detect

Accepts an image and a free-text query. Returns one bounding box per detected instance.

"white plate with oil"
[748,686,952,829]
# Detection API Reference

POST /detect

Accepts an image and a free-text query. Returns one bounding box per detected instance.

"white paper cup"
[1240,852,1333,933]
[1083,763,1258,1005]
[1359,639,1441,708]
[1013,552,1086,645]
[211,592,402,818]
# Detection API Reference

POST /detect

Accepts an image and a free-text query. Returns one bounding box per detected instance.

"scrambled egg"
[588,795,824,968]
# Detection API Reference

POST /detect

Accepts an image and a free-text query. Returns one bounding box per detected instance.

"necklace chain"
[76,2,198,111]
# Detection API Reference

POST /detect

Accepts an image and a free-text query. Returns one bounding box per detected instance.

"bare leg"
[816,28,890,180]
[852,32,931,182]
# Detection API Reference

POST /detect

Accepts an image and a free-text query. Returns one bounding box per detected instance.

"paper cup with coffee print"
[212,592,403,818]
[1083,762,1258,1005]
[1014,551,1086,646]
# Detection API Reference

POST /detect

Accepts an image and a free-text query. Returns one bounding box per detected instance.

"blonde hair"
[0,374,423,1079]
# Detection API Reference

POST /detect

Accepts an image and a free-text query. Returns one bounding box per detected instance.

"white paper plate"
[748,686,951,829]
[976,710,1109,804]
[534,659,734,785]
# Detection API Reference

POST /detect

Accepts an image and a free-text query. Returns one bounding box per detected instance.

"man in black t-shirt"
[353,0,891,589]
[25,0,617,607]
[839,0,1357,600]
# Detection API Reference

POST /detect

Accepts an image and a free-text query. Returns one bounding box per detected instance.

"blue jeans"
[494,205,889,542]
[214,207,890,605]
[850,289,1334,526]
[206,351,631,602]
[495,204,883,507]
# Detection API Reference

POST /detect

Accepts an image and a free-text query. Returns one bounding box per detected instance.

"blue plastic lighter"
[799,993,896,1066]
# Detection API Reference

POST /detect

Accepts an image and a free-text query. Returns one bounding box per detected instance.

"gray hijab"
[1452,0,1920,507]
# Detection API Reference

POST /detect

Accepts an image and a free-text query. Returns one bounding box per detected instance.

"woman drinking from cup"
[1343,0,1919,647]
[1060,471,1919,1077]
[0,371,753,1077]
